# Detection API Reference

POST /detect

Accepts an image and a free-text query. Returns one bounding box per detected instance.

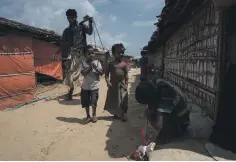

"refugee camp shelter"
[0,17,62,110]
[146,0,236,156]
[147,0,218,119]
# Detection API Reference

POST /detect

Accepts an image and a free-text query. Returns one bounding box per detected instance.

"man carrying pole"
[54,9,93,100]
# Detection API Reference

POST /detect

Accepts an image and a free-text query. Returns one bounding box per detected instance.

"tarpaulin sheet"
[0,35,36,110]
[0,54,34,75]
[0,34,33,53]
[0,73,36,110]
[0,73,36,98]
[35,62,62,80]
[33,39,62,80]
[0,93,35,110]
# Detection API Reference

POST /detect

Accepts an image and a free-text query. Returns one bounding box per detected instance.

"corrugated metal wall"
[163,1,220,118]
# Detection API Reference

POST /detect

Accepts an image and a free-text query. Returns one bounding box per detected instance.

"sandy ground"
[0,69,148,161]
[0,69,214,160]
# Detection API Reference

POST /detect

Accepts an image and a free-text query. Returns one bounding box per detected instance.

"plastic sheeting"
[35,62,62,80]
[0,73,36,110]
[0,54,34,75]
[0,73,36,98]
[0,34,62,110]
[0,35,36,110]
[33,39,62,80]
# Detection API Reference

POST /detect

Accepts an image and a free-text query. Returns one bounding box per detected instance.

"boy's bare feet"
[92,115,98,123]
[84,116,91,124]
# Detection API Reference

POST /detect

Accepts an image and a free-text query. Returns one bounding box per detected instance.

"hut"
[148,0,218,119]
[0,17,62,110]
[147,0,236,154]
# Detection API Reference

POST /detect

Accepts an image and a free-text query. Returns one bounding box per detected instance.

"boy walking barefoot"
[80,46,103,123]
[104,43,129,122]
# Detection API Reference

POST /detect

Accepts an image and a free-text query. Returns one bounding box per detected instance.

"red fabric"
[0,73,36,97]
[33,39,62,80]
[0,34,62,110]
[0,35,36,110]
[0,54,34,75]
[35,62,62,80]
[0,93,35,110]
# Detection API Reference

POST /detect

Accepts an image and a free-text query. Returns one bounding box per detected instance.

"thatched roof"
[148,0,206,52]
[0,17,60,44]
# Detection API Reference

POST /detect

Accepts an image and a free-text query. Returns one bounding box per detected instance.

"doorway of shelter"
[36,73,59,85]
[209,5,236,153]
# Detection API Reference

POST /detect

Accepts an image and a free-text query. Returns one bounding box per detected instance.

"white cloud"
[109,14,117,22]
[0,0,126,49]
[118,0,164,10]
[138,14,143,17]
[91,32,129,49]
[90,0,110,6]
[132,20,156,27]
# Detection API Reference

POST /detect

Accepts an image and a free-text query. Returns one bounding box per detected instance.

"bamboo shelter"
[147,0,219,119]
[146,0,236,154]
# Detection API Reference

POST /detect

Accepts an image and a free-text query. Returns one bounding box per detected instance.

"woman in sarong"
[104,43,129,122]
[135,77,190,144]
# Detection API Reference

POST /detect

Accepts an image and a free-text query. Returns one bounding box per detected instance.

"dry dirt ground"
[0,69,214,161]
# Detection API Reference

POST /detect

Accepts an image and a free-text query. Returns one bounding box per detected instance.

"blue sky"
[0,0,164,56]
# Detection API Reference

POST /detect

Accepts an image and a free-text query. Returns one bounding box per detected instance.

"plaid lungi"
[63,48,85,87]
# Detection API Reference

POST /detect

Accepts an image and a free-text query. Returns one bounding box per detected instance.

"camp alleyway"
[0,69,214,161]
[0,69,145,160]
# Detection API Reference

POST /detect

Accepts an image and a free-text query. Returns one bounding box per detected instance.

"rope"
[93,23,97,49]
[93,19,105,50]
[92,19,108,73]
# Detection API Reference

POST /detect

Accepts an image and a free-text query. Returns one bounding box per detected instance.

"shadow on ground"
[104,71,215,160]
[57,98,81,105]
[56,117,85,125]
[57,93,81,105]
[44,92,81,105]
[104,73,149,159]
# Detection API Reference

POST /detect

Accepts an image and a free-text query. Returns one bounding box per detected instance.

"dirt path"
[0,69,147,161]
[0,69,215,160]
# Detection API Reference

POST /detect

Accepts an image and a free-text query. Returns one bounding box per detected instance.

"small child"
[80,46,103,123]
[104,43,129,122]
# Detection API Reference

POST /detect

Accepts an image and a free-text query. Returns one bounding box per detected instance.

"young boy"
[104,43,129,122]
[80,45,103,123]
